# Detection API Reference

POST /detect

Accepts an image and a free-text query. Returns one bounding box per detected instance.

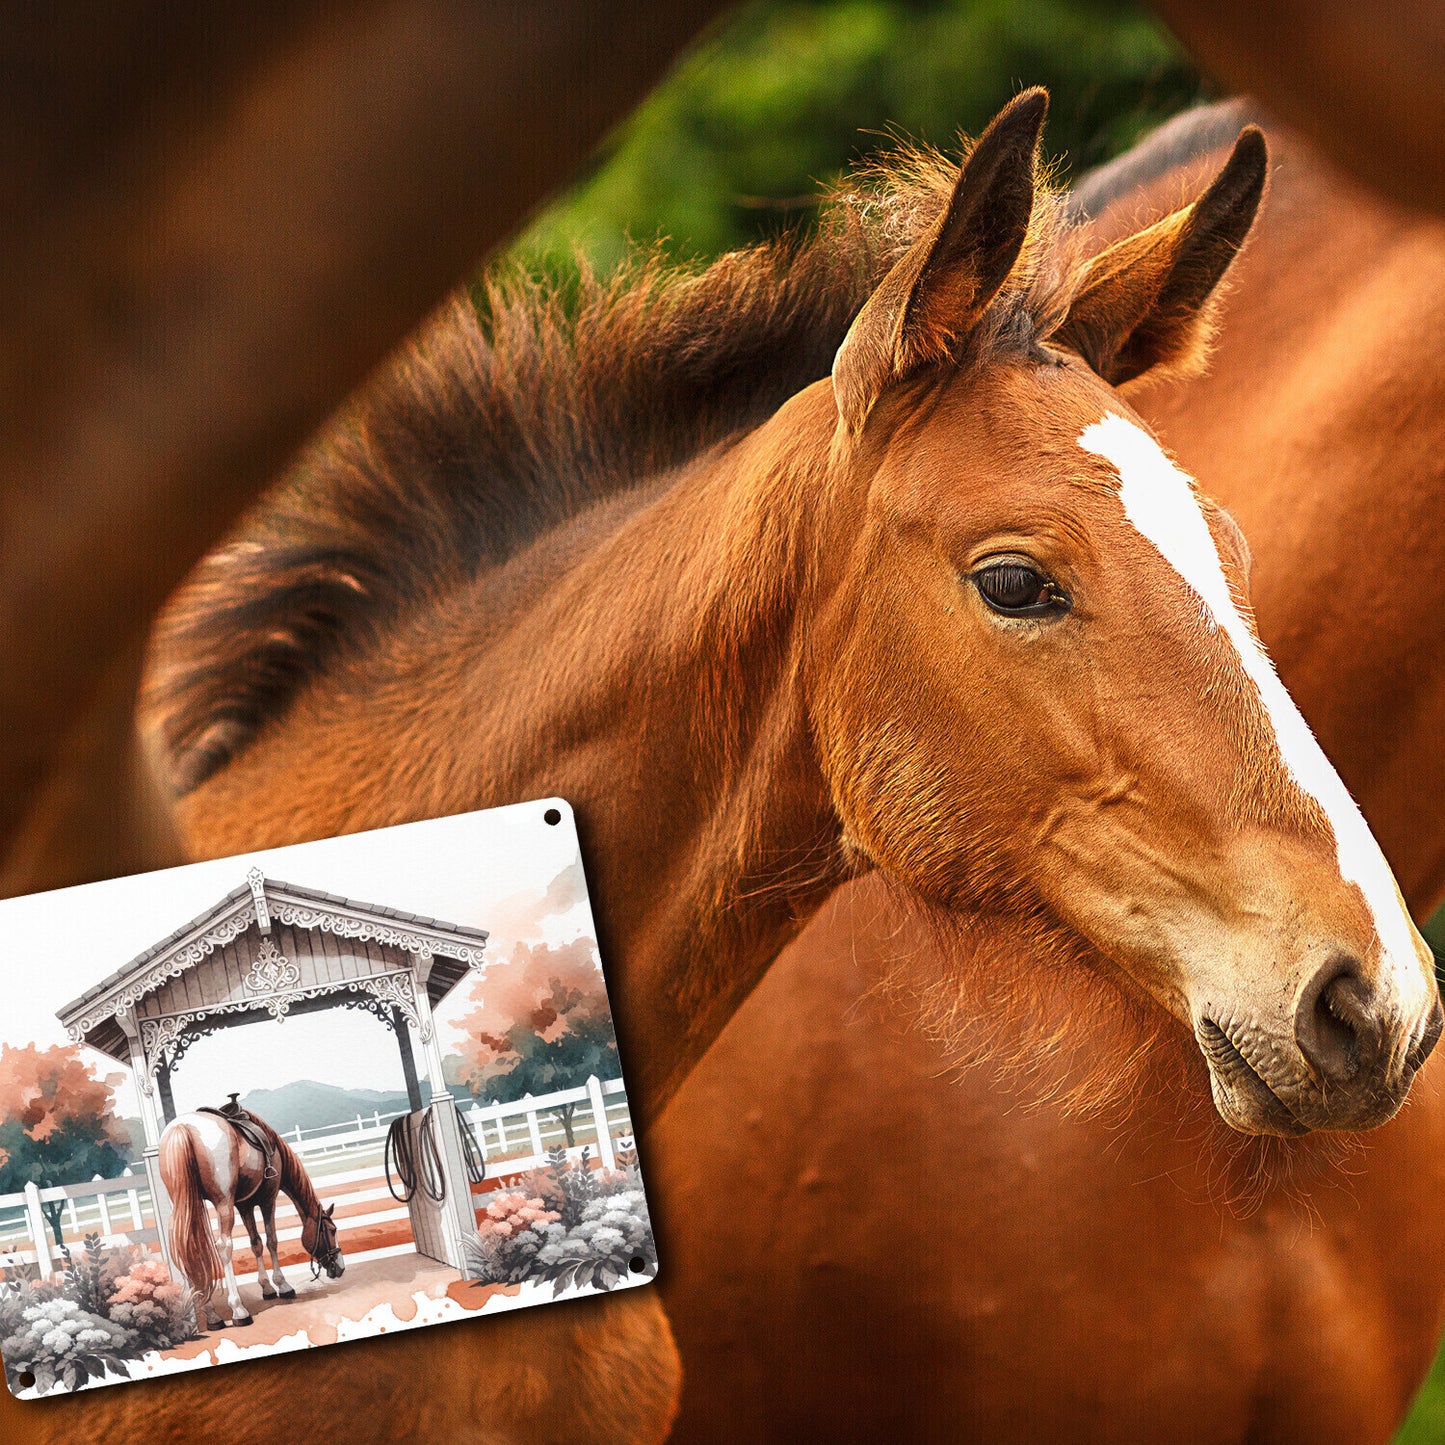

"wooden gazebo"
[57,869,489,1272]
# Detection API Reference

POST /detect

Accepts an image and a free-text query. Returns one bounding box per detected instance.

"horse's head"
[304,1201,345,1279]
[810,89,1441,1136]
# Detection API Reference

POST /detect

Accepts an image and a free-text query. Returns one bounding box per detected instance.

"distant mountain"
[237,1079,468,1136]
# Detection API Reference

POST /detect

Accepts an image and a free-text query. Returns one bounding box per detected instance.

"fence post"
[96,1187,113,1238]
[586,1075,615,1171]
[523,1094,543,1157]
[23,1182,54,1276]
[125,1173,144,1231]
[492,1100,505,1154]
[469,1104,489,1159]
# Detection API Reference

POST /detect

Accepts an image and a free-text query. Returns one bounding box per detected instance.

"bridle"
[307,1209,342,1280]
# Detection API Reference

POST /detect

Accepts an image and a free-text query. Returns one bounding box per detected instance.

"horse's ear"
[1054,127,1267,386]
[832,88,1048,434]
[326,1202,335,1217]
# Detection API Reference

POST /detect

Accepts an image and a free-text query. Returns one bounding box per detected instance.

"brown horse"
[133,91,1439,1438]
[648,104,1445,1442]
[1149,0,1445,215]
[159,1109,344,1331]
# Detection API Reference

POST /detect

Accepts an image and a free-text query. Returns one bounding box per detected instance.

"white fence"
[0,1076,633,1277]
[0,1172,159,1274]
[279,1075,632,1173]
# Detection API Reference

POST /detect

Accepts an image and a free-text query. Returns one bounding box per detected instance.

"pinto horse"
[159,1109,344,1331]
[649,105,1445,1442]
[137,92,1439,1439]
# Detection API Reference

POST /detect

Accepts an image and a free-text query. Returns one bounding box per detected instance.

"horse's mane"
[1068,97,1264,220]
[143,136,1076,794]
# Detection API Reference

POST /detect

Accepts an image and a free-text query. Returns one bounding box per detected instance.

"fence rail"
[0,1075,633,1276]
[0,1172,160,1274]
[277,1076,630,1158]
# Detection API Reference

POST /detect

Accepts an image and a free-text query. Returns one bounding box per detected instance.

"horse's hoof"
[278,1288,297,1300]
[230,1316,253,1328]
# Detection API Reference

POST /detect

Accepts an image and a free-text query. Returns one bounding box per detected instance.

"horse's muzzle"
[1197,981,1443,1136]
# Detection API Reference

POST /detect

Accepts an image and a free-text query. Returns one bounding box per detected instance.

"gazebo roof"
[57,872,489,1063]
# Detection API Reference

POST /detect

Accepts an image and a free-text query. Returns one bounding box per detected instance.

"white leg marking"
[213,1201,250,1324]
[1078,412,1427,1008]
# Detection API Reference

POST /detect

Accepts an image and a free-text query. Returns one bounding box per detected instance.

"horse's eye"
[973,559,1069,617]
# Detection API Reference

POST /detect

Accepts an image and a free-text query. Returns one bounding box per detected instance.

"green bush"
[515,0,1202,278]
[463,1149,658,1294]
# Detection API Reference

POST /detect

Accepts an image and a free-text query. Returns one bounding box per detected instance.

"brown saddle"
[198,1096,280,1199]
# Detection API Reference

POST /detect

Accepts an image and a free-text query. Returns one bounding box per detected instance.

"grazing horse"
[137,93,1438,1438]
[649,105,1445,1443]
[159,1108,344,1331]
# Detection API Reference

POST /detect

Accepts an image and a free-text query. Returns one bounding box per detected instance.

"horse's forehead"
[907,361,1151,500]
[1077,413,1233,608]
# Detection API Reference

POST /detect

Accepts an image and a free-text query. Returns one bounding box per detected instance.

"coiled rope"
[458,1113,487,1186]
[384,1109,446,1203]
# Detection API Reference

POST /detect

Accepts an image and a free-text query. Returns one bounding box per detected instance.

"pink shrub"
[482,1192,561,1236]
[464,1192,563,1285]
[105,1255,192,1349]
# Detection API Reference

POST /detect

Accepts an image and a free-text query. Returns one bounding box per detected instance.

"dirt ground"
[162,1252,463,1358]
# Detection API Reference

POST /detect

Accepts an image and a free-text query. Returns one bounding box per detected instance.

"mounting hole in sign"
[629,1256,647,1274]
[17,1371,34,1389]
[544,807,561,826]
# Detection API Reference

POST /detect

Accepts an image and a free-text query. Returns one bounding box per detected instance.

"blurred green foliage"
[1399,1353,1445,1445]
[515,0,1205,276]
[1401,904,1445,1443]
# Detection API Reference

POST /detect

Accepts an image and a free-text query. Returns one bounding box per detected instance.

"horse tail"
[159,1124,222,1293]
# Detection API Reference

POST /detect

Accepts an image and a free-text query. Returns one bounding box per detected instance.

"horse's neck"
[187,384,856,1129]
[276,1142,318,1218]
[463,389,854,1123]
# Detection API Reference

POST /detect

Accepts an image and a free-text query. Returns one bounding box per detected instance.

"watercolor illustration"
[0,801,655,1399]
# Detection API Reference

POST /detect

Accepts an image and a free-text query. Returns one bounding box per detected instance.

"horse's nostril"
[1296,954,1376,1085]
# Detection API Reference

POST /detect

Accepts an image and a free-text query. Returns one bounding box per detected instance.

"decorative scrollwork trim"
[137,969,430,1076]
[270,902,486,967]
[65,901,256,1042]
[63,876,486,1044]
[245,937,300,994]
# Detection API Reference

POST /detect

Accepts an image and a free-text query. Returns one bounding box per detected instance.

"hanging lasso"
[458,1113,487,1186]
[384,1108,447,1203]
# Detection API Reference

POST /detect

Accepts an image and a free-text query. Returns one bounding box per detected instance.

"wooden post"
[469,1104,489,1160]
[156,1059,177,1124]
[587,1075,616,1171]
[23,1182,54,1276]
[96,1188,113,1239]
[524,1095,543,1158]
[392,1005,425,1113]
[408,955,453,1106]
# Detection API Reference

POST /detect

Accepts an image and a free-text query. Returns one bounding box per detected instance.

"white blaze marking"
[1078,412,1425,1006]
